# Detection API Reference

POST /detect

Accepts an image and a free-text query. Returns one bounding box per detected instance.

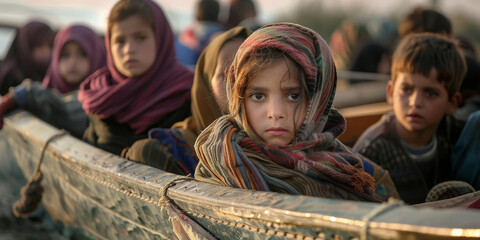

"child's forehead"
[110,15,153,35]
[247,59,301,84]
[62,40,82,49]
[395,70,447,89]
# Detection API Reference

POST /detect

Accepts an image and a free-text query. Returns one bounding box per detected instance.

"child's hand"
[0,95,16,129]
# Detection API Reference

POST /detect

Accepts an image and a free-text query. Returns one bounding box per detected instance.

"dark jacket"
[353,113,465,204]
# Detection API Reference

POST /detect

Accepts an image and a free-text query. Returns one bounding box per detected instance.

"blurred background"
[1,0,479,54]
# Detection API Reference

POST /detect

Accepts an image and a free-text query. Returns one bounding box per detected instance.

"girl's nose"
[268,99,285,120]
[124,40,134,54]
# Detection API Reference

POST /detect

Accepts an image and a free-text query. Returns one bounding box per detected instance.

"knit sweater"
[12,79,87,138]
[353,113,464,204]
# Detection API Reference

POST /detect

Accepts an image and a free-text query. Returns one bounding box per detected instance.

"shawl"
[0,21,55,94]
[148,26,250,174]
[172,26,251,147]
[195,23,379,201]
[78,0,193,134]
[43,25,106,93]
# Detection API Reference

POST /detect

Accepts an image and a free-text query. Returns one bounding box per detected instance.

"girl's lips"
[266,128,288,136]
[125,59,137,66]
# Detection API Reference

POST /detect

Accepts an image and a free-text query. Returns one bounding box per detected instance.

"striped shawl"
[195,23,381,202]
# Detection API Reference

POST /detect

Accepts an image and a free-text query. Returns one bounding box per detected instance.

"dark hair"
[224,0,257,29]
[350,42,389,73]
[196,0,220,22]
[399,7,452,38]
[107,0,155,34]
[461,55,480,93]
[391,33,466,98]
[456,36,477,58]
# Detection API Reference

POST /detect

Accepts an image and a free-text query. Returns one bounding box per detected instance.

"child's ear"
[386,81,394,105]
[446,92,462,115]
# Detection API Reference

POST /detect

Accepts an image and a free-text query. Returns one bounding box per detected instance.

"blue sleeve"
[10,79,88,138]
[11,84,28,108]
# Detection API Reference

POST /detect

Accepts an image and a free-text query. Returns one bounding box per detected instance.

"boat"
[338,101,393,147]
[2,110,480,240]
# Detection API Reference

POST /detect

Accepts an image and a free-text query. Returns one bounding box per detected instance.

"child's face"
[58,41,90,85]
[387,69,459,137]
[110,15,156,78]
[32,41,52,66]
[244,59,307,146]
[211,39,243,114]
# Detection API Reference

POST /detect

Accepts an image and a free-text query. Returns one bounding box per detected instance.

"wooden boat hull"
[2,110,480,240]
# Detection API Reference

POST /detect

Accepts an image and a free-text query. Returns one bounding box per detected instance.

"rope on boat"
[360,198,404,240]
[159,174,194,205]
[159,174,218,240]
[12,130,68,218]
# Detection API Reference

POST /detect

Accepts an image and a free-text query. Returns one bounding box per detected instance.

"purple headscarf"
[0,21,55,94]
[78,0,194,134]
[43,25,106,93]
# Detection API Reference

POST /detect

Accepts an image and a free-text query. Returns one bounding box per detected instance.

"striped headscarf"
[195,23,380,202]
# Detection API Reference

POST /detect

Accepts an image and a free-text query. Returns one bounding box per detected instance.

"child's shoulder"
[436,115,466,145]
[353,113,396,151]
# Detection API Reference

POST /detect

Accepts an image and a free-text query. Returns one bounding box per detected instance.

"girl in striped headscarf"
[194,23,399,202]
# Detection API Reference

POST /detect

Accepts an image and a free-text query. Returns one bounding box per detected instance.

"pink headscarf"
[78,0,194,134]
[43,25,106,93]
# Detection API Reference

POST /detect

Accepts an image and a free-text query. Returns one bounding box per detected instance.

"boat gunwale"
[4,110,480,239]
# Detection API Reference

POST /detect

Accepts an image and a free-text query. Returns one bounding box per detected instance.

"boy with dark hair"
[353,33,466,204]
[398,7,452,38]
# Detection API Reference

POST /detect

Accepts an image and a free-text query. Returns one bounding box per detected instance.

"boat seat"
[338,102,392,147]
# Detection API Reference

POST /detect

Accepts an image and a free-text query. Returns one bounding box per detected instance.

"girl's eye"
[249,93,265,101]
[287,93,301,101]
[114,38,125,45]
[136,36,146,41]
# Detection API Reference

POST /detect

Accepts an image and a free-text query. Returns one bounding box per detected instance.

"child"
[122,26,250,175]
[223,0,261,31]
[455,56,480,121]
[328,20,371,73]
[451,110,480,189]
[78,0,194,155]
[175,0,224,66]
[43,24,106,93]
[0,24,105,138]
[353,33,466,204]
[194,23,398,202]
[398,7,452,38]
[0,21,55,95]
